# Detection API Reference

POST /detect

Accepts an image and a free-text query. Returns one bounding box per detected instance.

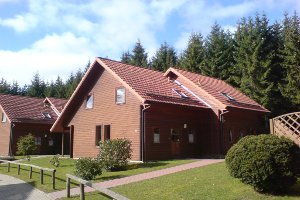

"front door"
[171,129,181,157]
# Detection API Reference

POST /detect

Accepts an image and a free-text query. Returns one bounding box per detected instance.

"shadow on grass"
[126,161,168,170]
[94,175,126,182]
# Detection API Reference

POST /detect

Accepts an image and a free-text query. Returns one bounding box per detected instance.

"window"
[172,89,188,98]
[35,137,41,145]
[116,87,125,104]
[153,128,160,143]
[42,112,52,119]
[86,94,94,109]
[104,125,111,140]
[1,113,7,123]
[48,138,54,146]
[229,130,233,142]
[170,129,180,142]
[188,129,195,143]
[95,125,102,146]
[221,92,236,101]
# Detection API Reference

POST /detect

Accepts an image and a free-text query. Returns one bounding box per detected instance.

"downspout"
[8,123,15,157]
[219,110,229,156]
[141,104,151,162]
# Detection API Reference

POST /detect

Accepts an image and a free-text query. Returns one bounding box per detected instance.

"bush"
[49,154,60,167]
[16,133,37,161]
[98,138,132,171]
[226,134,300,193]
[74,157,102,180]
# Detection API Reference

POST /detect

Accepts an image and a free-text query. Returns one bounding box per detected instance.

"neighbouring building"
[51,57,270,161]
[0,94,68,156]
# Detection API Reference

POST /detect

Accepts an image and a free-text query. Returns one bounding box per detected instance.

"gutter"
[219,109,229,155]
[141,104,151,162]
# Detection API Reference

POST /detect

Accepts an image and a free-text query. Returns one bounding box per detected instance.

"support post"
[80,183,85,200]
[66,177,70,198]
[17,164,20,175]
[40,169,44,184]
[29,167,32,179]
[52,170,56,189]
[269,119,274,134]
[7,162,10,172]
[61,131,64,157]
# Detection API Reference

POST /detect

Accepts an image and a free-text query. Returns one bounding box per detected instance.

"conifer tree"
[150,42,177,71]
[202,23,234,81]
[121,50,132,64]
[178,33,205,73]
[27,73,46,98]
[0,78,10,94]
[130,40,148,67]
[279,12,300,108]
[10,81,21,95]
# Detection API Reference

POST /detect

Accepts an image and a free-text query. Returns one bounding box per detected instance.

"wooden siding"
[144,102,212,160]
[69,68,141,160]
[0,108,10,156]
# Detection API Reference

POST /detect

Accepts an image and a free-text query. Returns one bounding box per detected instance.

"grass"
[0,156,195,193]
[63,162,300,200]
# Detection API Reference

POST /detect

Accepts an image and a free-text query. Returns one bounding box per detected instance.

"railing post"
[66,177,70,198]
[40,169,44,184]
[29,167,32,179]
[7,162,10,172]
[80,183,85,200]
[52,170,56,190]
[17,164,20,175]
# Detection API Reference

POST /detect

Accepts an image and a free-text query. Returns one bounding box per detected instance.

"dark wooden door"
[171,129,180,157]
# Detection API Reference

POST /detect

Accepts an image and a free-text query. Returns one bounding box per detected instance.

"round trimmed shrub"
[98,138,132,171]
[225,134,300,193]
[74,157,102,180]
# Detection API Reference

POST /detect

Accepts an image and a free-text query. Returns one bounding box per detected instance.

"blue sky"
[0,0,299,85]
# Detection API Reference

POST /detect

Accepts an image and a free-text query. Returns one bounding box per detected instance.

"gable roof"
[44,97,68,115]
[165,68,269,112]
[0,94,67,124]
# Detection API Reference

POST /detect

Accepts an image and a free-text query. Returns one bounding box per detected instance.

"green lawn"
[0,156,195,192]
[63,162,300,200]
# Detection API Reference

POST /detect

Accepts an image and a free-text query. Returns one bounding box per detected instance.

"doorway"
[170,129,181,157]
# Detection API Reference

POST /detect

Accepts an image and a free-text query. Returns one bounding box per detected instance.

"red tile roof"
[173,68,269,112]
[45,97,68,113]
[99,58,208,108]
[0,94,67,124]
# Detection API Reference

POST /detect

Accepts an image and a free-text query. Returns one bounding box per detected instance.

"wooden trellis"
[270,111,300,146]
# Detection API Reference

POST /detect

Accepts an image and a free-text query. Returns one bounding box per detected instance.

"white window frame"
[1,113,7,123]
[153,128,160,143]
[116,87,126,104]
[188,130,195,143]
[86,94,94,109]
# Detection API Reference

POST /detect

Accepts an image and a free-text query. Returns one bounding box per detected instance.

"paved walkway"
[0,174,53,200]
[48,159,224,199]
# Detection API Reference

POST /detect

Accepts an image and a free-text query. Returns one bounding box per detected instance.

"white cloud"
[0,32,95,85]
[0,13,38,32]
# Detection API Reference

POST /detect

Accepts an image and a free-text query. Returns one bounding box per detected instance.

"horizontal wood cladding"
[69,69,141,160]
[222,108,267,153]
[0,108,10,156]
[11,123,62,155]
[144,102,212,160]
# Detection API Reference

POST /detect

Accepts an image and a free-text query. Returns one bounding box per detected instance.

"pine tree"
[130,40,148,67]
[121,50,132,64]
[45,81,56,97]
[27,73,46,98]
[178,32,205,73]
[202,23,234,81]
[0,78,10,94]
[279,12,300,108]
[10,81,21,95]
[150,42,177,71]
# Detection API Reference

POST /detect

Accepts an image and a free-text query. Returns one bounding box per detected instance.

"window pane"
[104,125,110,140]
[1,113,6,123]
[153,128,160,143]
[86,94,94,109]
[188,134,194,143]
[116,88,125,104]
[95,126,101,146]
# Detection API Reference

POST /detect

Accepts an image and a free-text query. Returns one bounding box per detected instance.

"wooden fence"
[270,111,300,145]
[0,159,56,189]
[66,174,129,200]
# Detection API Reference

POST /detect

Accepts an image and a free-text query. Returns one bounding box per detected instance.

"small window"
[188,129,195,143]
[221,92,236,101]
[229,130,233,142]
[172,89,188,98]
[1,113,7,123]
[104,125,110,140]
[48,138,54,146]
[170,129,180,142]
[86,94,94,109]
[116,87,125,104]
[42,112,52,119]
[153,128,160,143]
[95,125,102,146]
[240,131,244,138]
[35,137,41,145]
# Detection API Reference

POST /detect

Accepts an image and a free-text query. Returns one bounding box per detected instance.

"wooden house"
[51,57,269,161]
[0,94,68,156]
